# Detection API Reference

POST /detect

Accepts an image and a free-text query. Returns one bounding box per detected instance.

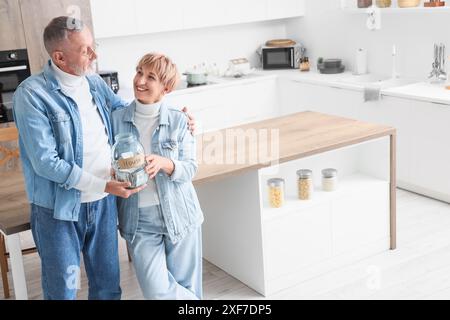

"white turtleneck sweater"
[135,100,161,208]
[51,61,110,203]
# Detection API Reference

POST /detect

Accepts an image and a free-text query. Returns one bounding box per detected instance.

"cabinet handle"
[0,65,27,73]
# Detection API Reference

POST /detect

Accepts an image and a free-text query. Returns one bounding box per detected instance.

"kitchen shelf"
[343,6,450,13]
[262,173,389,222]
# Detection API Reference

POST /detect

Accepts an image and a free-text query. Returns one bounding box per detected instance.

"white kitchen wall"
[96,20,289,88]
[286,0,450,80]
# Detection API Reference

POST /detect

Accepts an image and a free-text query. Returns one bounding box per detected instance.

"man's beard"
[69,60,96,76]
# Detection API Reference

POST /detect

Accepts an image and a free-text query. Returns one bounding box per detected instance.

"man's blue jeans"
[30,195,121,300]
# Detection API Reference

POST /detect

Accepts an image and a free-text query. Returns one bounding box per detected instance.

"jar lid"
[267,178,285,187]
[322,168,338,178]
[114,132,136,142]
[297,169,312,179]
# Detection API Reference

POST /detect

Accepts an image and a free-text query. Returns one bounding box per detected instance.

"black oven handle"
[0,65,28,73]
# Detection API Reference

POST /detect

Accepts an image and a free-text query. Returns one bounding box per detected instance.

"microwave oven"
[259,44,303,70]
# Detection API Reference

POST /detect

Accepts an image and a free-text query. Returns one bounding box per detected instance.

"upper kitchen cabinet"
[182,0,266,29]
[267,0,305,20]
[135,0,183,35]
[19,0,94,74]
[91,0,305,39]
[0,0,26,51]
[91,0,183,38]
[182,0,229,29]
[90,0,137,38]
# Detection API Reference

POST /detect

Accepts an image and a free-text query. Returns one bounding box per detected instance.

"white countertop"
[382,82,450,105]
[117,69,450,106]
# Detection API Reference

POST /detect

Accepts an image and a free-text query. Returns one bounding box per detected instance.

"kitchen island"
[193,111,396,296]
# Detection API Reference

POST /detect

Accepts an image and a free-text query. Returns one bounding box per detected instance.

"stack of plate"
[317,59,345,74]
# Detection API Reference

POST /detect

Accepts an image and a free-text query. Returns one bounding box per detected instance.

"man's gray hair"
[43,16,84,55]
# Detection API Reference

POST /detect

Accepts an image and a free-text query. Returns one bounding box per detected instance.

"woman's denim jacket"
[111,101,204,243]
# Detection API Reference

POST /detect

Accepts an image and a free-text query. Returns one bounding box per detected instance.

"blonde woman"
[112,53,203,300]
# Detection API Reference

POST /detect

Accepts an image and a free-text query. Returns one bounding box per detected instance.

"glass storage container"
[112,133,148,189]
[322,168,338,192]
[267,178,285,208]
[358,0,373,8]
[297,169,313,200]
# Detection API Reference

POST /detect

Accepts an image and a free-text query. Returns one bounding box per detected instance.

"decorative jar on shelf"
[376,0,392,7]
[297,169,313,200]
[398,0,420,7]
[112,133,148,189]
[268,178,285,208]
[358,0,373,8]
[322,168,338,192]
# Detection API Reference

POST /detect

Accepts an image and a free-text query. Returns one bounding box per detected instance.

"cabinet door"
[0,0,26,51]
[164,90,226,134]
[90,0,136,38]
[224,0,266,25]
[332,182,390,255]
[267,0,305,20]
[182,0,228,29]
[278,78,307,115]
[165,79,278,133]
[135,0,183,34]
[280,80,361,118]
[223,79,278,125]
[358,96,413,185]
[408,101,450,199]
[19,0,94,74]
[264,203,333,280]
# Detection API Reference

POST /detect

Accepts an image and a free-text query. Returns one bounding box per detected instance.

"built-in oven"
[0,49,31,123]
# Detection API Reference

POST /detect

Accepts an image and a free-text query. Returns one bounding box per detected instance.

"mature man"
[13,16,194,300]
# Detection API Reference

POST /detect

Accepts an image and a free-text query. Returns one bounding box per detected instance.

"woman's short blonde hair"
[137,53,180,93]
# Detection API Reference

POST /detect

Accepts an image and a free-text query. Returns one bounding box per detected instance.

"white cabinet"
[198,134,392,296]
[332,183,390,255]
[225,0,267,25]
[182,0,228,29]
[264,203,333,280]
[357,95,450,202]
[90,0,137,38]
[279,79,362,119]
[407,100,450,201]
[267,0,305,20]
[358,96,413,186]
[135,0,183,34]
[165,78,278,133]
[91,0,305,38]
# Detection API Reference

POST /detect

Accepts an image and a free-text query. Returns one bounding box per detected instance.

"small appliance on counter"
[183,67,208,86]
[98,70,119,94]
[317,58,346,74]
[354,48,368,75]
[224,58,256,78]
[257,39,305,70]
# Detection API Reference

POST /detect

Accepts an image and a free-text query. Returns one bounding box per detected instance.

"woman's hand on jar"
[145,154,175,179]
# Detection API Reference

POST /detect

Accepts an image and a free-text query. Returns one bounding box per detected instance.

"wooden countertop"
[194,111,396,184]
[0,111,395,235]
